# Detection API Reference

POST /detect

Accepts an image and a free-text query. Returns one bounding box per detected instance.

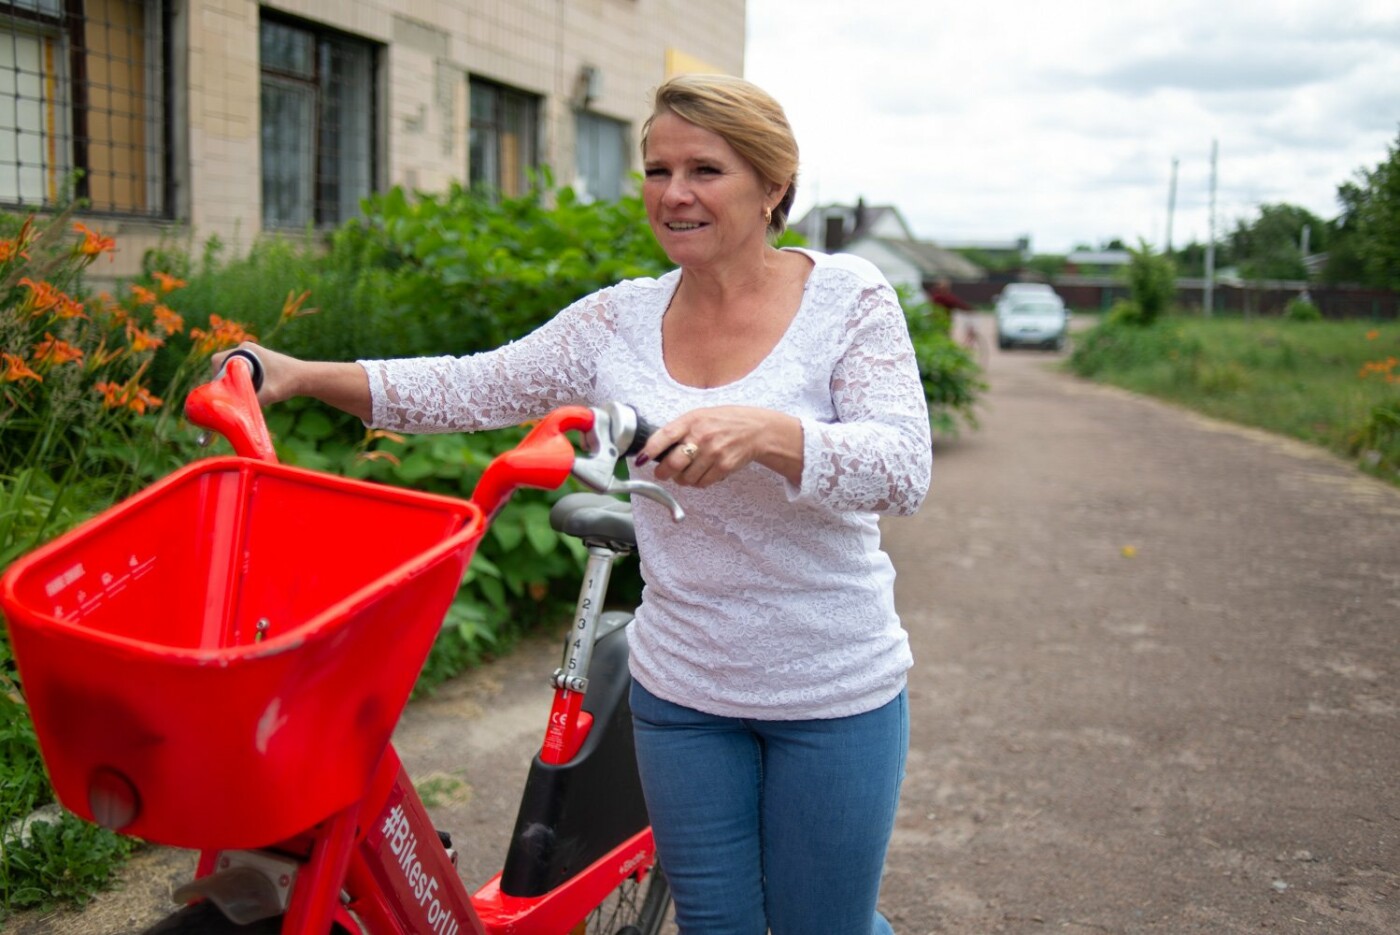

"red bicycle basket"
[0,457,486,849]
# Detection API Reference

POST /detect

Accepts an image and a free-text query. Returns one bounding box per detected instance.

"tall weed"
[1069,316,1400,481]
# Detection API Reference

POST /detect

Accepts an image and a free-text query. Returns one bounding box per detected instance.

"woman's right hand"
[211,342,304,407]
[210,342,373,421]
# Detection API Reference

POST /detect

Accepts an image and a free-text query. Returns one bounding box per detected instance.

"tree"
[1329,129,1400,290]
[1169,240,1209,278]
[1226,203,1326,281]
[1025,253,1067,279]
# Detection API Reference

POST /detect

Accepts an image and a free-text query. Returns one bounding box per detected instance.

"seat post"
[553,544,620,693]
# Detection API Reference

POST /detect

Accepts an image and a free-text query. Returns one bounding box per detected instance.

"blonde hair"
[641,74,799,235]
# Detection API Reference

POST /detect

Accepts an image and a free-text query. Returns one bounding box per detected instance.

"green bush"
[1069,318,1203,383]
[1350,400,1400,477]
[899,291,984,435]
[1111,241,1177,326]
[1283,297,1323,321]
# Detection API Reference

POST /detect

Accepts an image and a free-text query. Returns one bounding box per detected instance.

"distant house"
[936,236,1032,266]
[843,238,984,294]
[1064,249,1132,276]
[790,200,984,294]
[791,199,913,247]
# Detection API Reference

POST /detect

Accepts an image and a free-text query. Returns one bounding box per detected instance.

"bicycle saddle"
[549,493,636,550]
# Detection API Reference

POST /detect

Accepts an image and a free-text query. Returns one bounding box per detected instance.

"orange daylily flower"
[54,293,87,320]
[190,314,256,355]
[126,321,165,353]
[1365,330,1380,340]
[17,277,61,314]
[152,271,187,293]
[2,352,42,383]
[94,379,163,414]
[17,277,85,319]
[128,384,163,414]
[153,303,185,335]
[32,333,84,366]
[0,238,29,263]
[1359,357,1398,380]
[129,284,158,306]
[73,222,116,258]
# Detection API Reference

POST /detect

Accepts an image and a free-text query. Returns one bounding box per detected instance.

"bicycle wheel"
[581,863,671,935]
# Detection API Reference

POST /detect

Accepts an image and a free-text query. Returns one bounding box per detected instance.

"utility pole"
[1165,157,1178,254]
[1204,140,1217,318]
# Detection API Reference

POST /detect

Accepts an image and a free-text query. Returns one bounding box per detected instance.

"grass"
[1068,316,1400,483]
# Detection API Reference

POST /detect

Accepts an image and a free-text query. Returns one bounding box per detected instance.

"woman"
[223,73,930,934]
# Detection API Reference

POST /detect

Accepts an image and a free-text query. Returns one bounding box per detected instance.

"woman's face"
[642,111,775,271]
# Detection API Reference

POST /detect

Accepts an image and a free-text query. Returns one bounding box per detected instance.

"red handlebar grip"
[471,406,595,516]
[184,355,278,463]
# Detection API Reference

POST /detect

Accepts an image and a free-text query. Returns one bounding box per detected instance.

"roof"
[790,201,913,246]
[1066,250,1131,266]
[867,237,985,280]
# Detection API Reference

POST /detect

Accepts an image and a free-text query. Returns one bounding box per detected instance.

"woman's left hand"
[638,406,803,488]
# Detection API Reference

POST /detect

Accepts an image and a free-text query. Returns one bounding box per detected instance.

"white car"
[993,283,1058,317]
[997,296,1069,350]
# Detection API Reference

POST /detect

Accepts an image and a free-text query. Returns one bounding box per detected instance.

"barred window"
[259,14,375,229]
[0,0,169,216]
[469,78,538,198]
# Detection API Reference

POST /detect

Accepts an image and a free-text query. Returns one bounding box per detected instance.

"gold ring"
[679,442,700,460]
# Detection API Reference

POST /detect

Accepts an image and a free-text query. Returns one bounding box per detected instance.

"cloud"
[1090,50,1343,96]
[746,0,1400,253]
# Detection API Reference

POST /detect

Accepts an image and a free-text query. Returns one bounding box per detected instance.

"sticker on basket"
[44,563,85,598]
[45,555,156,618]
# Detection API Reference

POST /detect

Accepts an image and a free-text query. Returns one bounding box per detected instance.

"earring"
[764,206,773,225]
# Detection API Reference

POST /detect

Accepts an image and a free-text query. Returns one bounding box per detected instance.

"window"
[574,111,628,203]
[259,14,375,229]
[468,78,538,197]
[0,0,169,216]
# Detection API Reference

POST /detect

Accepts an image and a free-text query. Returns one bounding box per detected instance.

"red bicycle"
[0,350,680,934]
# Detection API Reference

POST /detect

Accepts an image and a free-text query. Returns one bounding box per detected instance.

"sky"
[743,0,1400,255]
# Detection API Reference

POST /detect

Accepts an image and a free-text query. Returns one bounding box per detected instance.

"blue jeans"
[630,681,908,935]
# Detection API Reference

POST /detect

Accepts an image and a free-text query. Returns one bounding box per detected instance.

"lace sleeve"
[793,282,932,516]
[359,290,615,432]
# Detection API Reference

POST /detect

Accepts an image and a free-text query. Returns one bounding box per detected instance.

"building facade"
[1,0,745,278]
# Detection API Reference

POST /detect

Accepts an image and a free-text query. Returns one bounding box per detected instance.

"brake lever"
[604,477,684,522]
[571,402,684,521]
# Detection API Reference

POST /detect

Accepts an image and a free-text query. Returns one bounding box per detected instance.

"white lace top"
[360,248,931,719]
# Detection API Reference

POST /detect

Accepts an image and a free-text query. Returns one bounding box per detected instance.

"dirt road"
[10,325,1400,933]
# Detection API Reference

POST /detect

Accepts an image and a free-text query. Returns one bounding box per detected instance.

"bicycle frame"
[4,352,676,935]
[184,741,659,934]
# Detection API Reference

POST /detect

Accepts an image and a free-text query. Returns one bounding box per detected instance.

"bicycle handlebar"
[184,349,277,463]
[183,350,684,520]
